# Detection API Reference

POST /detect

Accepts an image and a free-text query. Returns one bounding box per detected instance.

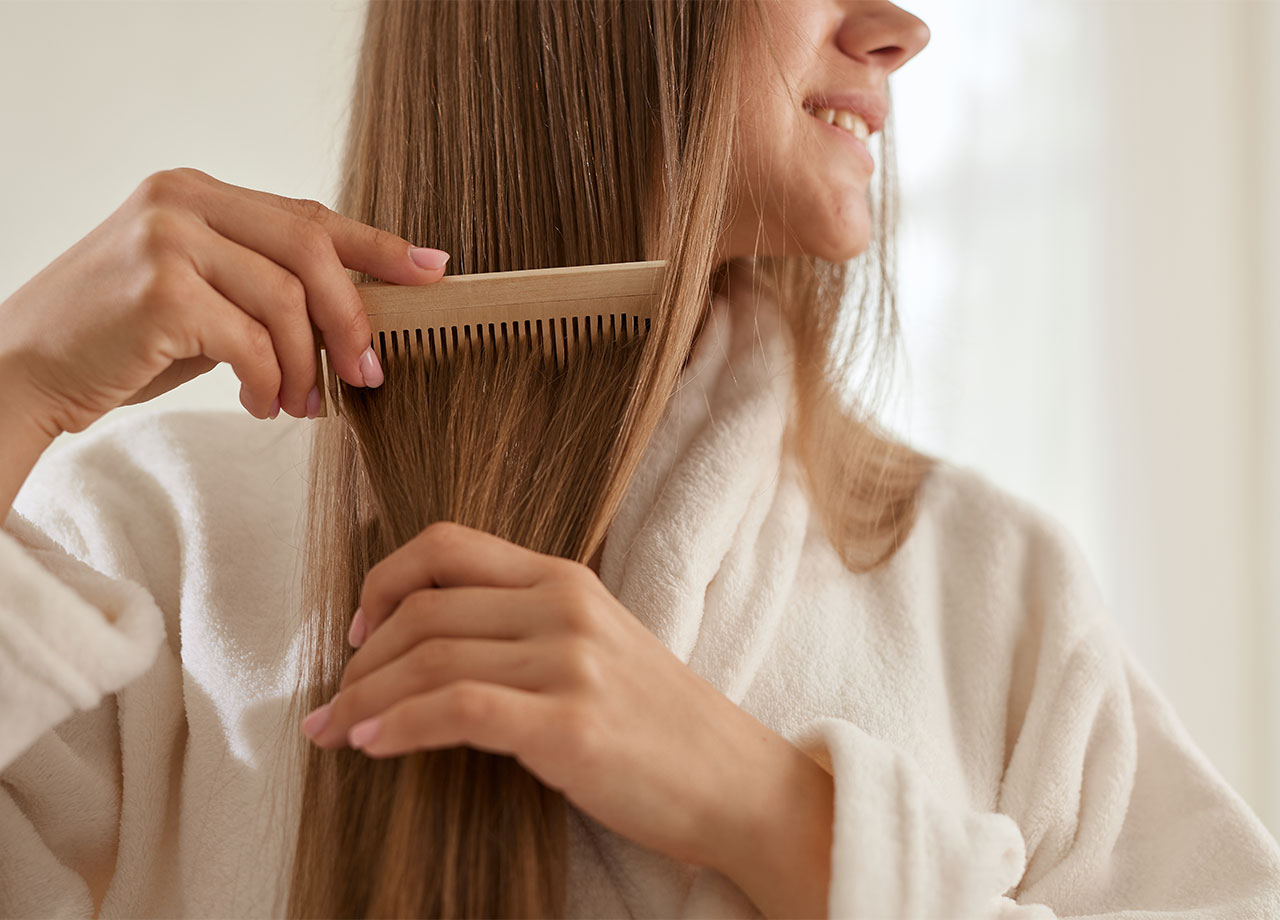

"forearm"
[715,737,836,919]
[0,354,57,519]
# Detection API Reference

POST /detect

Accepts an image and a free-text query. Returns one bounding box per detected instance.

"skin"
[716,0,930,267]
[308,6,932,920]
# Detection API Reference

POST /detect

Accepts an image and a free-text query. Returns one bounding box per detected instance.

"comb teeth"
[368,313,651,368]
[324,312,653,415]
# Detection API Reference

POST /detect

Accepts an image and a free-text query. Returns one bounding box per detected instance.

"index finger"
[191,170,450,285]
[358,521,556,636]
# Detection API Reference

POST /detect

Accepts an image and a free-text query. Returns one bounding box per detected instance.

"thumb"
[123,356,219,406]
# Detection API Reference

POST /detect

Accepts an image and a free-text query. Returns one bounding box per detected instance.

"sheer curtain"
[885,0,1280,836]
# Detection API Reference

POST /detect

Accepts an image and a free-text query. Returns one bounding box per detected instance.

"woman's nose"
[835,1,932,74]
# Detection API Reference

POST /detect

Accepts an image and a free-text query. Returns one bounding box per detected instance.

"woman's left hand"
[301,520,793,872]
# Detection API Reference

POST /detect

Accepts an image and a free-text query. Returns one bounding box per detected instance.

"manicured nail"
[348,607,366,647]
[350,717,380,748]
[409,246,450,271]
[302,702,332,738]
[359,346,384,388]
[305,386,322,418]
[268,396,280,420]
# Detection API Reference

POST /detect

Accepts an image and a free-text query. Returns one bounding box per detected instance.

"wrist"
[0,348,60,440]
[715,736,835,919]
[0,350,59,517]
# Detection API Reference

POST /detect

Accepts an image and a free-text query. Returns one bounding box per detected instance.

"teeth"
[807,104,870,142]
[835,109,871,141]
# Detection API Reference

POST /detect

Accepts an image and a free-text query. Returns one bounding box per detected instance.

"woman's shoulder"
[906,456,1112,633]
[915,457,1090,562]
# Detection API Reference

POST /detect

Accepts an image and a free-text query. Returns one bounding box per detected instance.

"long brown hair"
[284,1,936,916]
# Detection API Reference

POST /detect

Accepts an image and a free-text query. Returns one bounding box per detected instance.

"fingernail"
[302,702,332,738]
[350,717,380,748]
[359,346,384,388]
[305,386,322,418]
[409,246,450,271]
[348,607,366,647]
[269,396,280,420]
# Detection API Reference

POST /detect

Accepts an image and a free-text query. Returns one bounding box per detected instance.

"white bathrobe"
[2,277,1278,919]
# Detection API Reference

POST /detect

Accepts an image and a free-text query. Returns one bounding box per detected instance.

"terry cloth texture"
[3,276,1279,918]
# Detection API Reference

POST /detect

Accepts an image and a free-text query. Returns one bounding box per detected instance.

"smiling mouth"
[802,103,870,141]
[802,104,876,174]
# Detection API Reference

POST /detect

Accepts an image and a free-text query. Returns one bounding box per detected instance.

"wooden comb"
[311,259,667,417]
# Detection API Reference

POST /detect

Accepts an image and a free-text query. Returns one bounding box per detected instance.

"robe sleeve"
[0,509,165,770]
[0,444,170,917]
[793,511,1280,919]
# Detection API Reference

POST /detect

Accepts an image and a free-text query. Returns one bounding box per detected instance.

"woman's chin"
[797,209,871,263]
[807,232,871,264]
[717,211,871,263]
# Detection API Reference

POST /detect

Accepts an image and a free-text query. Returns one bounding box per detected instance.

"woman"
[2,1,1278,917]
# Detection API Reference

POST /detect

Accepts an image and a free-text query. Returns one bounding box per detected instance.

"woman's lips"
[809,112,876,174]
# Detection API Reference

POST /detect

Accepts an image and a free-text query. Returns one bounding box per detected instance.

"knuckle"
[294,196,331,223]
[548,556,602,601]
[168,166,209,183]
[554,555,592,582]
[243,323,277,369]
[340,294,370,341]
[549,584,597,634]
[135,169,182,205]
[560,637,603,690]
[133,207,186,258]
[420,520,465,551]
[135,167,205,208]
[363,221,391,252]
[273,269,308,314]
[446,681,492,726]
[295,220,335,265]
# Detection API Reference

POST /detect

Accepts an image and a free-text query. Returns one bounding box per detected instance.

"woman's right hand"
[0,167,450,437]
